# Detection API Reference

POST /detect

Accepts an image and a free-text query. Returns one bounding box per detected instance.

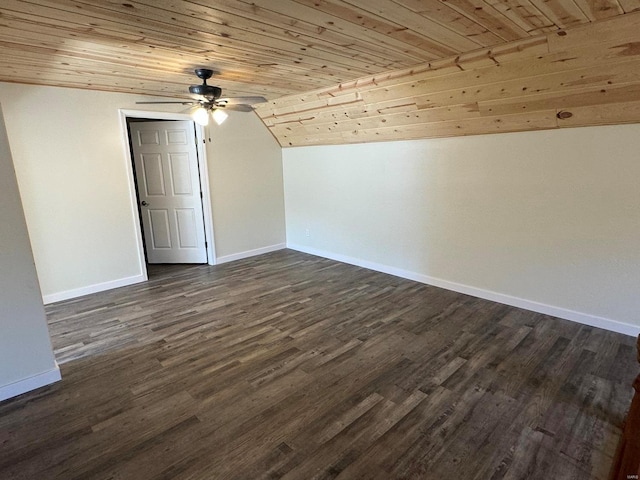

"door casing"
[119,109,216,282]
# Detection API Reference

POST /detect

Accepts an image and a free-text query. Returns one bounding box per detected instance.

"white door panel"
[176,209,198,247]
[138,130,160,145]
[130,120,207,264]
[149,209,172,249]
[167,129,188,145]
[169,153,193,195]
[141,154,165,195]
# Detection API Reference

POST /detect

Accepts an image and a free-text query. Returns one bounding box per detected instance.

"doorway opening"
[120,110,216,282]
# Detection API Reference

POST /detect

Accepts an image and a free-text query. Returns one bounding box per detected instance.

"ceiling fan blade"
[220,104,254,112]
[216,96,267,105]
[135,101,196,105]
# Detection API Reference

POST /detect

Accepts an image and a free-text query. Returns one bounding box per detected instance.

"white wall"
[283,125,640,335]
[206,111,285,261]
[0,82,285,301]
[0,104,60,401]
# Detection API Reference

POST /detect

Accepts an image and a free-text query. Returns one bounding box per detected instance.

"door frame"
[119,109,217,280]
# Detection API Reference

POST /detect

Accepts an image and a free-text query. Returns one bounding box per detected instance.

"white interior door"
[130,120,207,264]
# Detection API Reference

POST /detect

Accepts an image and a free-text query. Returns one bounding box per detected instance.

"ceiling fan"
[136,68,267,126]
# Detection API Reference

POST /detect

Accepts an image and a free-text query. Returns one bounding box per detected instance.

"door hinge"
[205,241,208,248]
[200,191,203,199]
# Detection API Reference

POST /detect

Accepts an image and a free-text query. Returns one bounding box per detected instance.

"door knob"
[141,201,149,206]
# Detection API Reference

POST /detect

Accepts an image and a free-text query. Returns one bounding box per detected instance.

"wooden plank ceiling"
[1,0,639,144]
[257,12,640,146]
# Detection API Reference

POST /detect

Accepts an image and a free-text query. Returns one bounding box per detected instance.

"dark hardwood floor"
[0,249,636,479]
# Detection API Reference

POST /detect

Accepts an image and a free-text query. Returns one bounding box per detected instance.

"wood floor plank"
[0,249,636,479]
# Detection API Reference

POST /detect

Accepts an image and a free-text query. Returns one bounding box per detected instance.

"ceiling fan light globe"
[192,107,209,126]
[212,109,228,125]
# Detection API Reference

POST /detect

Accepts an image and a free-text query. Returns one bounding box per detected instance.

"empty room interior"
[1,1,640,479]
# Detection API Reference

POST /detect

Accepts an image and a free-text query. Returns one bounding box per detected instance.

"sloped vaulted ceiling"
[256,12,640,146]
[1,1,640,145]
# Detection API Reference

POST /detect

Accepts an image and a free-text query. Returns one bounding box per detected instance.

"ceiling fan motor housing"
[189,84,222,99]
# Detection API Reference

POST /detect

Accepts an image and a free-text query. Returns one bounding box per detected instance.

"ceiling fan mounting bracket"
[194,68,214,81]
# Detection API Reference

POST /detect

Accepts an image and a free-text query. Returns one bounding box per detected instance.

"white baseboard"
[0,363,61,403]
[43,274,147,304]
[288,243,640,337]
[216,243,286,265]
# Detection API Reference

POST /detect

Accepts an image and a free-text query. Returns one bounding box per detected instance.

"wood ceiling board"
[264,74,640,130]
[482,0,556,34]
[556,99,640,125]
[618,0,640,12]
[257,11,640,146]
[0,0,636,121]
[571,0,625,20]
[527,0,590,28]
[277,110,559,146]
[277,57,640,116]
[267,56,640,135]
[389,0,505,46]
[235,0,451,61]
[178,0,424,68]
[0,0,395,99]
[89,0,417,71]
[264,23,639,110]
[437,0,530,41]
[8,0,394,74]
[478,82,640,115]
[330,0,484,51]
[3,5,364,73]
[283,0,463,58]
[257,36,549,116]
[547,7,640,50]
[357,57,640,107]
[268,103,484,137]
[0,33,332,95]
